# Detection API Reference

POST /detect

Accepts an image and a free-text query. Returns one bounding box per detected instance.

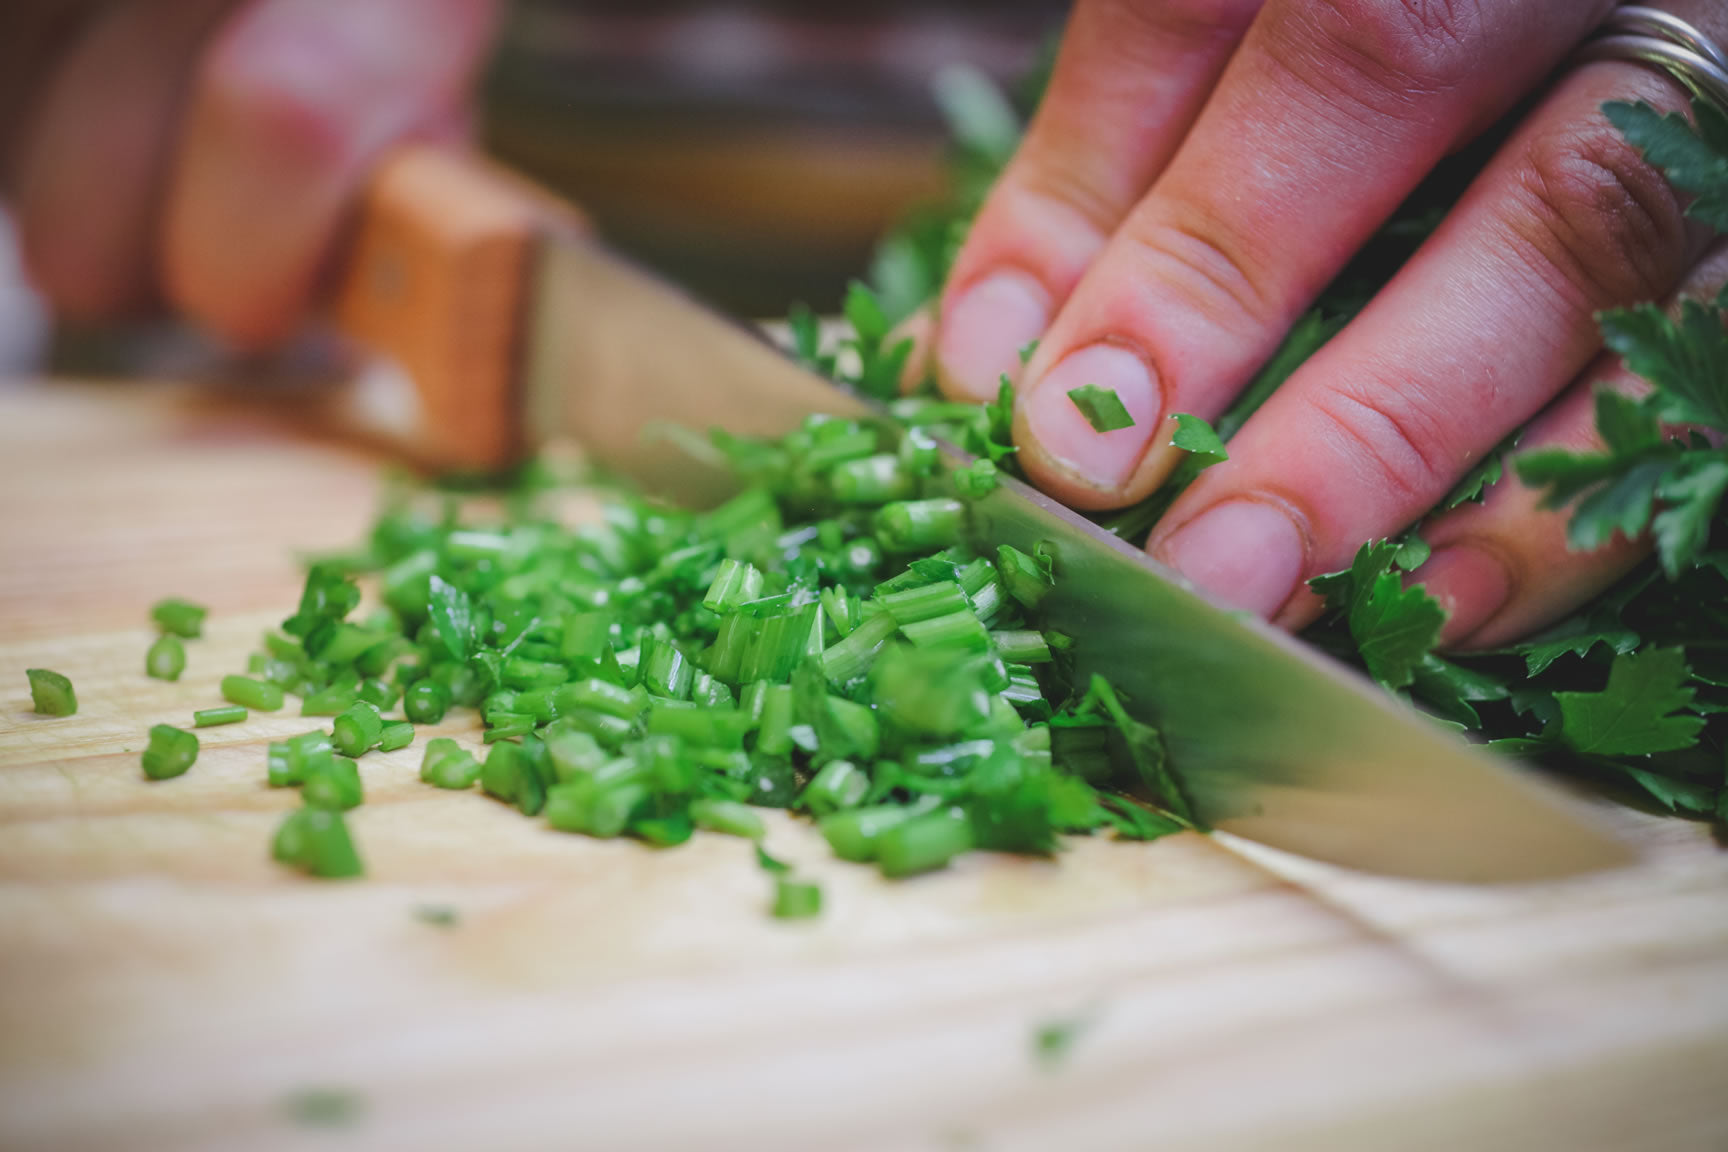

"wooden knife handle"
[332,146,586,471]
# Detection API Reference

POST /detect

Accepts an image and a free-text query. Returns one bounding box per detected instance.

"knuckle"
[1265,0,1482,114]
[1124,209,1274,333]
[1508,116,1689,311]
[1008,158,1132,244]
[1307,382,1457,506]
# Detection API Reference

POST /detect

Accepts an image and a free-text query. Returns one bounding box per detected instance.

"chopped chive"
[901,610,992,652]
[420,737,481,789]
[690,797,766,839]
[26,668,77,716]
[818,804,921,862]
[302,755,363,810]
[357,677,400,711]
[377,721,415,752]
[881,581,971,626]
[142,724,198,780]
[300,685,357,716]
[772,876,823,920]
[876,808,974,877]
[821,610,898,684]
[801,759,869,816]
[403,680,450,724]
[145,634,187,682]
[875,498,965,553]
[331,701,384,757]
[151,597,207,638]
[991,630,1053,664]
[1066,384,1135,432]
[830,454,915,504]
[545,778,647,838]
[193,705,247,727]
[221,674,283,712]
[702,558,766,613]
[272,806,363,878]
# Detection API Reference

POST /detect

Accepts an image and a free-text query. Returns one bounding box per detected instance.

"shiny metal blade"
[522,236,1633,882]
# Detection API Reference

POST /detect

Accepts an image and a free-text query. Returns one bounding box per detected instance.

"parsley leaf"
[1604,99,1728,231]
[1168,413,1227,470]
[1310,541,1446,691]
[1552,648,1704,757]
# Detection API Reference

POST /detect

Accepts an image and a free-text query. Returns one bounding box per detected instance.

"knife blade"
[336,146,1633,882]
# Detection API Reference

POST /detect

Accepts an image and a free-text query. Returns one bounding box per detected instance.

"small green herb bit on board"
[26,668,77,716]
[142,724,198,780]
[146,633,187,681]
[151,597,207,638]
[1066,384,1135,432]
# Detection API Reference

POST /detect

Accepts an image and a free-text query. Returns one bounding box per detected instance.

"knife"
[329,146,1632,882]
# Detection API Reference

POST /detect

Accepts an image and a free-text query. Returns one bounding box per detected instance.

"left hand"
[930,0,1725,646]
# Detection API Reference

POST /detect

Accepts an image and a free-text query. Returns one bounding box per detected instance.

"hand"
[931,0,1727,647]
[4,0,497,350]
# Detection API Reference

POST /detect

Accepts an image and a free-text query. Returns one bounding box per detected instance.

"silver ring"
[1574,5,1728,116]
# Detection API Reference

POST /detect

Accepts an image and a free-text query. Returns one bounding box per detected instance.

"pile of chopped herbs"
[207,404,1188,891]
[860,58,1728,826]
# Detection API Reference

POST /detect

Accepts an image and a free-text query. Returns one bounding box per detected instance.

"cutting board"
[3,378,1727,1152]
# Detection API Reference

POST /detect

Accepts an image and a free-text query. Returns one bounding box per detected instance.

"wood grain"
[2,380,1727,1152]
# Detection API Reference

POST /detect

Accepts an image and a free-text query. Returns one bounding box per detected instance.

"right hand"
[3,0,498,350]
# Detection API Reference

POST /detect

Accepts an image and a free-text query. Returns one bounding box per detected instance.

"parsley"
[1066,385,1136,432]
[1553,648,1704,757]
[1167,413,1228,469]
[1309,541,1446,691]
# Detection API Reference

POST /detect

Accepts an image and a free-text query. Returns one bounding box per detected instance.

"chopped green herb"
[272,806,363,878]
[151,597,207,638]
[142,724,198,780]
[193,705,247,727]
[771,876,823,919]
[1033,1007,1096,1070]
[221,675,283,712]
[146,634,187,682]
[1066,385,1135,433]
[377,721,416,752]
[413,903,459,928]
[26,668,76,716]
[283,1087,363,1128]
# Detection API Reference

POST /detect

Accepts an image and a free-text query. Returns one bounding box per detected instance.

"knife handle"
[332,145,586,470]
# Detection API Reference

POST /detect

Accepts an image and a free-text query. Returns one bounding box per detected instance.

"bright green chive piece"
[26,668,77,716]
[690,797,765,840]
[419,737,481,790]
[221,674,284,712]
[772,876,823,920]
[874,498,965,553]
[545,778,647,838]
[357,677,400,711]
[141,724,199,780]
[991,630,1053,664]
[300,685,357,716]
[151,597,207,638]
[900,610,992,652]
[331,701,384,758]
[272,806,363,878]
[302,755,363,810]
[403,680,450,725]
[818,804,921,862]
[829,454,914,504]
[702,558,765,613]
[820,611,899,684]
[801,759,869,817]
[881,581,971,626]
[876,808,974,878]
[377,722,415,752]
[146,634,187,682]
[1065,384,1135,432]
[194,705,247,727]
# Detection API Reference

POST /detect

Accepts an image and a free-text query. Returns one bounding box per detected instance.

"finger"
[1146,54,1716,623]
[933,0,1265,402]
[163,0,498,348]
[13,0,240,318]
[1415,240,1728,650]
[1014,0,1616,510]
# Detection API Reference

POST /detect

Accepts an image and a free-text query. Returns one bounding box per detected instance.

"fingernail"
[1022,344,1162,491]
[1416,545,1512,646]
[937,272,1049,401]
[1154,500,1306,618]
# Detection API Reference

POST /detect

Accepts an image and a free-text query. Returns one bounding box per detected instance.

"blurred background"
[1,0,1068,376]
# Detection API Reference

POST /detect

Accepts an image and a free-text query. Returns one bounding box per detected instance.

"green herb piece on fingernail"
[1066,385,1135,432]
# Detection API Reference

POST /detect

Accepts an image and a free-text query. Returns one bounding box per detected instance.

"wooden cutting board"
[2,379,1727,1152]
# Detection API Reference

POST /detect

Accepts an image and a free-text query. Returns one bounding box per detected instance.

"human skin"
[2,0,498,349]
[931,0,1728,647]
